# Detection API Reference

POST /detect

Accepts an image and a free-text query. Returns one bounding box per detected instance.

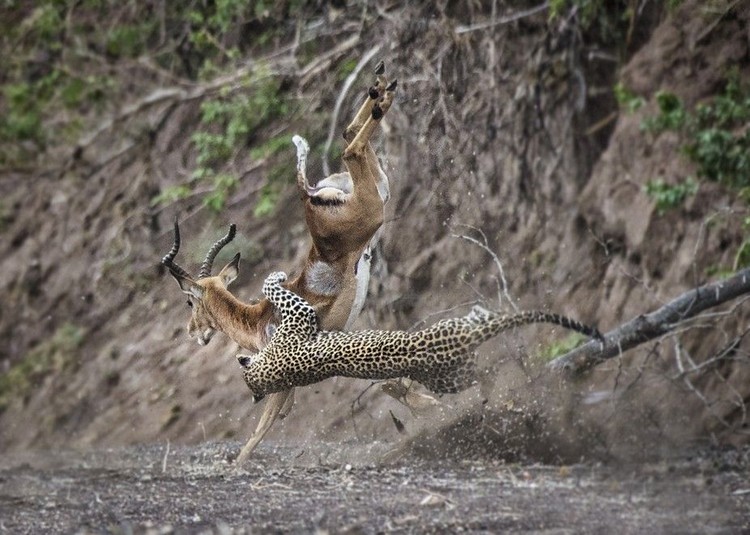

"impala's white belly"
[346,248,372,329]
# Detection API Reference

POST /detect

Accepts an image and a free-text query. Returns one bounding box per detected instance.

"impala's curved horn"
[198,224,237,279]
[162,218,191,279]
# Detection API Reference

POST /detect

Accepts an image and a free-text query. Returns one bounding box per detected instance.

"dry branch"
[548,267,750,374]
[454,2,549,34]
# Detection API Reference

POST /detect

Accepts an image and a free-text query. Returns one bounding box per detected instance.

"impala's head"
[161,219,240,346]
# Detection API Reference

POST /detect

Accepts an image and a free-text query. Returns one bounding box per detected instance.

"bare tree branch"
[454,2,549,34]
[548,267,750,374]
[451,224,518,312]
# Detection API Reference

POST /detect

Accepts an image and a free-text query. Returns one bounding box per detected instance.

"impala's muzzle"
[194,328,215,346]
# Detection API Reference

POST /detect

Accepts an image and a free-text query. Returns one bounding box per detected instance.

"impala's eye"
[186,299,193,308]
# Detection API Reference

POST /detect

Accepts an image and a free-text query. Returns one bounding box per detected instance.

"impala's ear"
[169,269,203,300]
[218,253,240,288]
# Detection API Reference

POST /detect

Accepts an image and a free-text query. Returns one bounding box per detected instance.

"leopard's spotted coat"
[239,272,601,401]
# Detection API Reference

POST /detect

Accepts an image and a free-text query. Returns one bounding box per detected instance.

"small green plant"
[614,82,645,113]
[734,240,750,270]
[685,128,750,187]
[150,185,192,207]
[105,22,155,58]
[337,58,358,81]
[683,72,750,188]
[733,217,750,271]
[704,264,735,279]
[254,184,281,217]
[644,177,698,214]
[202,173,238,212]
[537,332,587,362]
[249,133,293,160]
[641,90,687,132]
[253,160,291,217]
[548,0,631,46]
[549,0,599,24]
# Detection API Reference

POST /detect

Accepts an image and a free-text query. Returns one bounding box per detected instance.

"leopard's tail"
[411,306,602,395]
[468,306,602,343]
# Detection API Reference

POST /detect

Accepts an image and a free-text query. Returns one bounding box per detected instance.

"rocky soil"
[2,442,749,533]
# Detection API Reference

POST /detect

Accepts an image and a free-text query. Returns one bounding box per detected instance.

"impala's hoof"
[374,60,385,75]
[386,79,398,92]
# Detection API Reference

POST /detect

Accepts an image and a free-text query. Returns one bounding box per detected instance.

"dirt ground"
[1,442,748,534]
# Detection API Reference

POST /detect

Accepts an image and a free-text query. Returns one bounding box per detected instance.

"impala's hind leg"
[344,80,397,162]
[344,60,388,143]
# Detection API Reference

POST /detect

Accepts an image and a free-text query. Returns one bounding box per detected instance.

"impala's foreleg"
[235,389,295,466]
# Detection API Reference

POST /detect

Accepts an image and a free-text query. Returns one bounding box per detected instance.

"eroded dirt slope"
[1,0,748,466]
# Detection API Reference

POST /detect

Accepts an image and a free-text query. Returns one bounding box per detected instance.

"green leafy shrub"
[643,178,698,214]
[254,184,282,218]
[536,332,587,362]
[106,22,155,58]
[641,72,750,273]
[642,72,750,191]
[151,68,295,213]
[548,0,631,46]
[188,72,291,212]
[0,1,308,167]
[734,240,750,270]
[253,160,291,217]
[249,134,293,160]
[641,90,687,132]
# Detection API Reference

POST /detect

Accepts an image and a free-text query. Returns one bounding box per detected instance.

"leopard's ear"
[237,353,256,368]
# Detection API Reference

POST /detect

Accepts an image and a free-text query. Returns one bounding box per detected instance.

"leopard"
[238,271,602,402]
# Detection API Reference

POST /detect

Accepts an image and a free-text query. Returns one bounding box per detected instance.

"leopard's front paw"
[266,271,288,284]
